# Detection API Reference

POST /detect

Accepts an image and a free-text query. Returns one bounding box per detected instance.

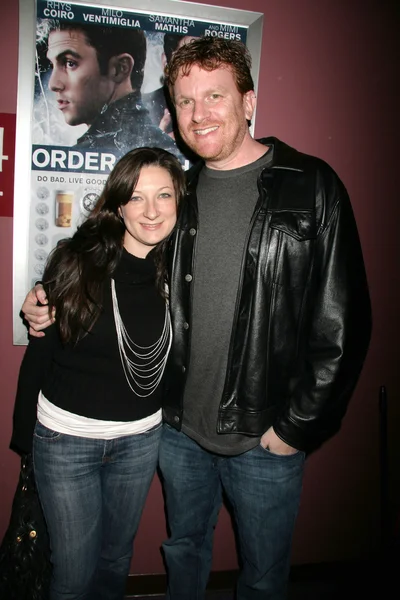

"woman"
[11,147,185,600]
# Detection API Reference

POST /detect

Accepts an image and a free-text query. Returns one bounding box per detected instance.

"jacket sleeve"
[273,172,372,453]
[10,325,56,455]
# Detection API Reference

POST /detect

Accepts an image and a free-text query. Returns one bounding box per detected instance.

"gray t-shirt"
[182,149,273,455]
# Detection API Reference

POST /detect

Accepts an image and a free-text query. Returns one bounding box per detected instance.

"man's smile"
[193,126,219,136]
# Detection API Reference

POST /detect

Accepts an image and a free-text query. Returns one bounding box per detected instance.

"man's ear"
[108,53,134,83]
[243,90,256,122]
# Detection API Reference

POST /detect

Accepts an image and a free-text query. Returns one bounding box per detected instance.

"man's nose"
[48,67,64,92]
[191,100,210,123]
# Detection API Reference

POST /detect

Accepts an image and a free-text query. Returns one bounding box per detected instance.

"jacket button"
[189,228,196,236]
[174,415,179,423]
[183,322,189,330]
[182,366,186,373]
[185,274,192,282]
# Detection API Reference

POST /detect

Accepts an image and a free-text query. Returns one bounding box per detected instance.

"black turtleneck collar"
[112,247,157,285]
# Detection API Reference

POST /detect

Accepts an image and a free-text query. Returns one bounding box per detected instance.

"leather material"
[163,137,372,453]
[0,454,51,600]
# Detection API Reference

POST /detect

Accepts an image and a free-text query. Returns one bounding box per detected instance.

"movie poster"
[13,0,263,343]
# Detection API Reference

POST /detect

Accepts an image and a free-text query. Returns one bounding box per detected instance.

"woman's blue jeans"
[159,424,305,600]
[33,421,162,600]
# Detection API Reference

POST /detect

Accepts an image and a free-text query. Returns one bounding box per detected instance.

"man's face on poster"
[46,29,115,127]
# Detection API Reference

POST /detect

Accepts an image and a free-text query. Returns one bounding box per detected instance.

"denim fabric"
[33,421,161,600]
[159,424,305,600]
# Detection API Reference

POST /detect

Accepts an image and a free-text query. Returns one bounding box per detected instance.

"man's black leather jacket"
[163,137,372,453]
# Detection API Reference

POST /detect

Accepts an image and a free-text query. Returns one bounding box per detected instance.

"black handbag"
[0,454,52,600]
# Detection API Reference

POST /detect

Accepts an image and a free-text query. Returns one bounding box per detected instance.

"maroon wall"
[1,0,398,574]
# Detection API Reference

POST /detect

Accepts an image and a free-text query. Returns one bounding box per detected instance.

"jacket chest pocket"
[267,210,317,289]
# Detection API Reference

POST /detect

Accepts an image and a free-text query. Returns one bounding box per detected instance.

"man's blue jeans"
[159,424,305,600]
[33,421,162,600]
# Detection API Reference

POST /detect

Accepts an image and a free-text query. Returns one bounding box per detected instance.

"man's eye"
[178,99,191,108]
[60,58,77,69]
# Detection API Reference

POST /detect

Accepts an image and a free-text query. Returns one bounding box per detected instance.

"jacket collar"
[185,137,307,189]
[78,92,147,142]
[257,137,308,172]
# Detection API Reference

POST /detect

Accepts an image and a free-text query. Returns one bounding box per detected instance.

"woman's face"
[119,165,178,258]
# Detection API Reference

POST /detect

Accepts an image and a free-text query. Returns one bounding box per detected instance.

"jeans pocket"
[258,443,304,460]
[33,421,63,442]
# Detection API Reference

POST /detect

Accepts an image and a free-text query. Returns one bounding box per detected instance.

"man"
[38,19,182,160]
[22,37,372,599]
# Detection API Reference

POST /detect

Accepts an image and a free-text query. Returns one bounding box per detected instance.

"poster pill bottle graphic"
[55,191,74,227]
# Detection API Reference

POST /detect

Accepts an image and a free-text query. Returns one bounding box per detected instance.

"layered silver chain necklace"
[111,279,172,398]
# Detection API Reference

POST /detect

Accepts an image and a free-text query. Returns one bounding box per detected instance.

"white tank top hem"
[37,391,162,440]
